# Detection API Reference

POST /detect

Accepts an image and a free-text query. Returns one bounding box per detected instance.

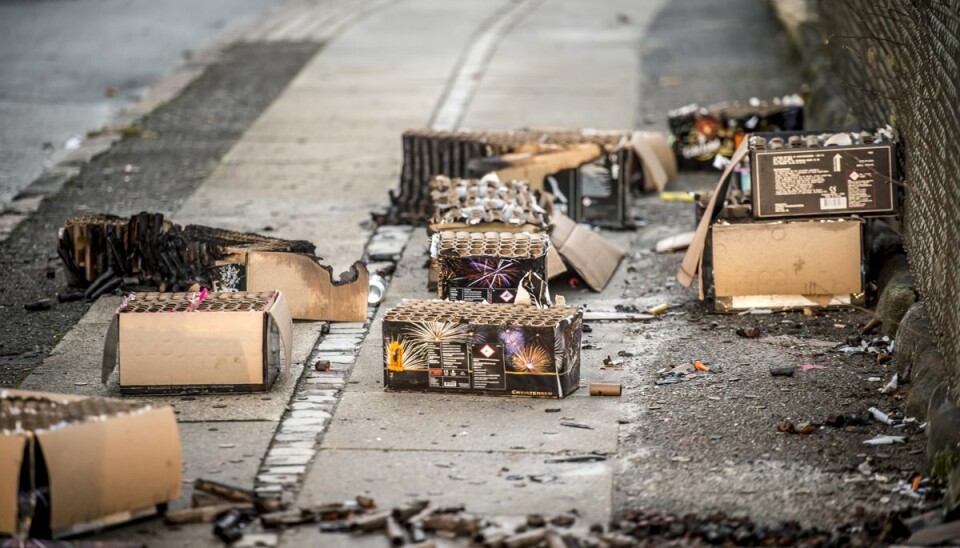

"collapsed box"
[749,129,898,219]
[213,252,368,322]
[432,231,551,306]
[668,97,804,171]
[702,217,865,311]
[383,300,582,398]
[0,390,181,538]
[102,291,292,395]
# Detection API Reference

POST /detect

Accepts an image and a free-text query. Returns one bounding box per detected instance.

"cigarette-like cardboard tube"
[589,383,622,396]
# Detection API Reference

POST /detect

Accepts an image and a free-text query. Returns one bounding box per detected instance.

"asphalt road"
[0,0,287,205]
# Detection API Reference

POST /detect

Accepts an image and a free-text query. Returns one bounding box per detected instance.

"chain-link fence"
[816,1,960,391]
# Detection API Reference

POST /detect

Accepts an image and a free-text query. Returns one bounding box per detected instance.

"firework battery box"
[668,96,804,171]
[700,216,865,312]
[382,300,582,398]
[101,291,292,395]
[0,390,181,538]
[749,129,898,219]
[432,231,551,306]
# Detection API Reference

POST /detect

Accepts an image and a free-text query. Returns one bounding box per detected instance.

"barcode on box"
[820,196,848,210]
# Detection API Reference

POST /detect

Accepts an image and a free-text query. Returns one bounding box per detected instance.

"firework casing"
[0,390,181,538]
[589,383,622,396]
[704,217,865,311]
[749,130,898,219]
[382,300,582,398]
[668,98,804,171]
[101,291,292,394]
[432,231,551,306]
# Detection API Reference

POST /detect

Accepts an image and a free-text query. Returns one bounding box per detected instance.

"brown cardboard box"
[224,252,368,322]
[551,212,624,292]
[383,300,582,398]
[706,218,865,311]
[0,390,181,538]
[102,291,293,394]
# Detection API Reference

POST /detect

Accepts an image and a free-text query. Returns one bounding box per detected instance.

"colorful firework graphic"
[457,259,522,289]
[384,336,428,371]
[405,321,471,344]
[510,344,551,374]
[553,329,567,374]
[499,328,525,354]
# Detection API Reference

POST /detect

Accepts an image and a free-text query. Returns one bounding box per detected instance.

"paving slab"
[322,390,618,453]
[299,448,612,522]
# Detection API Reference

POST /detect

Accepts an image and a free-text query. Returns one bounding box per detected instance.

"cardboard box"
[0,390,181,538]
[102,291,293,394]
[432,231,551,306]
[213,252,368,322]
[704,218,865,311]
[668,97,804,171]
[749,130,898,219]
[383,300,582,398]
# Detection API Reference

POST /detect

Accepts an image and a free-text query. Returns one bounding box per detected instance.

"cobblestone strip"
[254,225,413,503]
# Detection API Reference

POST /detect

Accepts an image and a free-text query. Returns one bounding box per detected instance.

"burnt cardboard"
[382,300,582,398]
[706,218,865,311]
[668,98,804,171]
[243,253,367,322]
[0,390,181,538]
[550,212,624,292]
[102,291,293,394]
[750,132,897,218]
[432,232,551,306]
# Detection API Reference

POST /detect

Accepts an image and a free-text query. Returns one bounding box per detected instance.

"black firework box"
[382,300,582,398]
[668,96,804,171]
[748,128,899,219]
[432,231,551,306]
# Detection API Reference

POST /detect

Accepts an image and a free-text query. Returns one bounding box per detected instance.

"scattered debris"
[602,356,624,370]
[800,363,826,371]
[863,435,907,446]
[879,373,899,394]
[647,303,669,316]
[544,453,608,463]
[778,420,814,435]
[768,365,796,377]
[589,383,622,396]
[23,299,53,312]
[736,326,761,338]
[868,407,896,426]
[559,421,593,430]
[837,335,894,355]
[655,231,694,253]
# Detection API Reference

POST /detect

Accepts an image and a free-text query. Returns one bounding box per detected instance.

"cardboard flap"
[493,144,603,191]
[39,406,182,531]
[0,434,27,535]
[551,213,624,291]
[268,292,294,375]
[247,252,368,322]
[630,131,676,192]
[101,314,120,385]
[677,140,749,287]
[546,246,568,278]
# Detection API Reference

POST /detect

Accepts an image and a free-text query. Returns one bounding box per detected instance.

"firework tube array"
[431,231,552,307]
[382,300,582,398]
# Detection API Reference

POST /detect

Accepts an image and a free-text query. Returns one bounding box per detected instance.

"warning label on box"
[451,286,517,304]
[753,144,896,218]
[425,342,506,390]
